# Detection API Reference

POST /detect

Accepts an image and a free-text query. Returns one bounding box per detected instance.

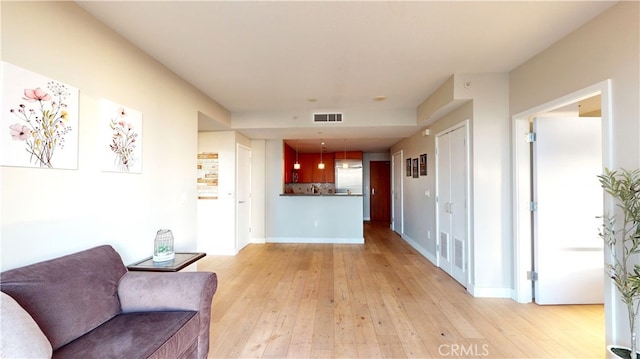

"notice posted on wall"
[197,152,218,199]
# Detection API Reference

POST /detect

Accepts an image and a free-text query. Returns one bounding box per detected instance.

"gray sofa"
[0,245,217,359]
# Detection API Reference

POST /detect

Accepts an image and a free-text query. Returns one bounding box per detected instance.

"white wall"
[0,1,230,270]
[509,1,639,349]
[250,139,267,243]
[233,108,417,130]
[456,73,511,297]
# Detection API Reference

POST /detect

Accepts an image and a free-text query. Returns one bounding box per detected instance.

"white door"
[437,131,453,275]
[449,126,468,285]
[392,151,403,235]
[533,116,603,305]
[436,123,469,287]
[236,144,251,252]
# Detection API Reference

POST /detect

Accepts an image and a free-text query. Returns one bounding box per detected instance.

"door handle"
[445,202,454,213]
[372,188,375,196]
[239,200,246,204]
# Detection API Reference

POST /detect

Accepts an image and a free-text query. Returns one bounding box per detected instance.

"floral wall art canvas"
[1,62,79,169]
[100,99,142,173]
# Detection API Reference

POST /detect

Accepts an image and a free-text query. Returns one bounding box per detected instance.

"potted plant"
[599,168,640,359]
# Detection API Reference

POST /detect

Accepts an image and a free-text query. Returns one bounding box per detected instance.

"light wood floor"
[199,222,604,358]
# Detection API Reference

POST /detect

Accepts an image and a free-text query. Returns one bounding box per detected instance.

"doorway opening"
[236,143,252,252]
[512,80,612,304]
[370,161,391,225]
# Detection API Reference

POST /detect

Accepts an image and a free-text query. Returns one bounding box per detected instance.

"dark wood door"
[370,161,391,223]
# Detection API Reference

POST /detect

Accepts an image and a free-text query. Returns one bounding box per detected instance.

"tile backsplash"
[284,183,335,194]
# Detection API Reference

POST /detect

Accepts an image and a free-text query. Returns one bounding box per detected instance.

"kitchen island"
[267,192,364,244]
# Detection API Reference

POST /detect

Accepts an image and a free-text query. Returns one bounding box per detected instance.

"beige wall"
[510,2,640,169]
[392,72,511,298]
[1,1,230,269]
[510,1,639,348]
[392,2,638,346]
[392,101,473,263]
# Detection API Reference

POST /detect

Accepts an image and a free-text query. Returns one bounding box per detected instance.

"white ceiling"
[76,1,615,153]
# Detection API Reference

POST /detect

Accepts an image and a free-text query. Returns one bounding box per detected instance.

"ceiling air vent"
[313,113,343,123]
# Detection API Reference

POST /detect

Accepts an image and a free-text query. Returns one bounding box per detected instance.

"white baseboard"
[267,237,365,244]
[250,237,266,244]
[468,285,512,298]
[204,249,237,256]
[401,234,437,265]
[400,234,511,299]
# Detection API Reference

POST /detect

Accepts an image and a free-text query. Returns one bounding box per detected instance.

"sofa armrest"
[117,271,217,359]
[118,271,216,312]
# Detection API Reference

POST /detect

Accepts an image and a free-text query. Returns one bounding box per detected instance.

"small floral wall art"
[101,99,142,173]
[1,62,79,169]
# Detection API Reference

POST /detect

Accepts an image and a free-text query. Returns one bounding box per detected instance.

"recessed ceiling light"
[373,95,387,102]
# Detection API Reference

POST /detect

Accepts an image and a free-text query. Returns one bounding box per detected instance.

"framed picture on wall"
[406,158,412,177]
[1,61,79,169]
[413,158,419,178]
[101,99,143,173]
[420,154,427,176]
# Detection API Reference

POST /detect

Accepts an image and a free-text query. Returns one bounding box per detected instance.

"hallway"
[200,222,604,358]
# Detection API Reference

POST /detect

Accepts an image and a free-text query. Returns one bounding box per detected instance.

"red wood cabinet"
[334,151,363,160]
[284,146,346,183]
[289,153,334,183]
[298,154,314,183]
[283,143,296,183]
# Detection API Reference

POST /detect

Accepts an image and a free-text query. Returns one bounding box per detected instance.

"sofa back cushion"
[0,245,127,350]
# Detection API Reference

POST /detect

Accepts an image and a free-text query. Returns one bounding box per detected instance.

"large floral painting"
[1,62,79,169]
[101,99,142,173]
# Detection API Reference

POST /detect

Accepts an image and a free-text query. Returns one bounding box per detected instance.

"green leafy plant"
[599,168,640,359]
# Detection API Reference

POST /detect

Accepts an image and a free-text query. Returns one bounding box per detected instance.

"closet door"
[437,133,453,275]
[436,123,469,287]
[449,126,467,285]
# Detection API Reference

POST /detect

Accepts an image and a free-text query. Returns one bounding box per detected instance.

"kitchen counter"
[280,193,363,197]
[269,192,364,244]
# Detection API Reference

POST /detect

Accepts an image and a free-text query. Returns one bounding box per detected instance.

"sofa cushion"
[0,245,127,350]
[52,311,199,359]
[118,271,218,359]
[0,292,53,358]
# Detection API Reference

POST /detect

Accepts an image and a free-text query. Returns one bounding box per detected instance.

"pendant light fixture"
[318,141,325,170]
[294,141,300,169]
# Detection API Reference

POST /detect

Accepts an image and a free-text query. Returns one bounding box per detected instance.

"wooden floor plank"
[202,222,604,358]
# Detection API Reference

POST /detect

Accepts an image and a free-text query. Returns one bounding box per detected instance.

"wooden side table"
[127,252,206,272]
